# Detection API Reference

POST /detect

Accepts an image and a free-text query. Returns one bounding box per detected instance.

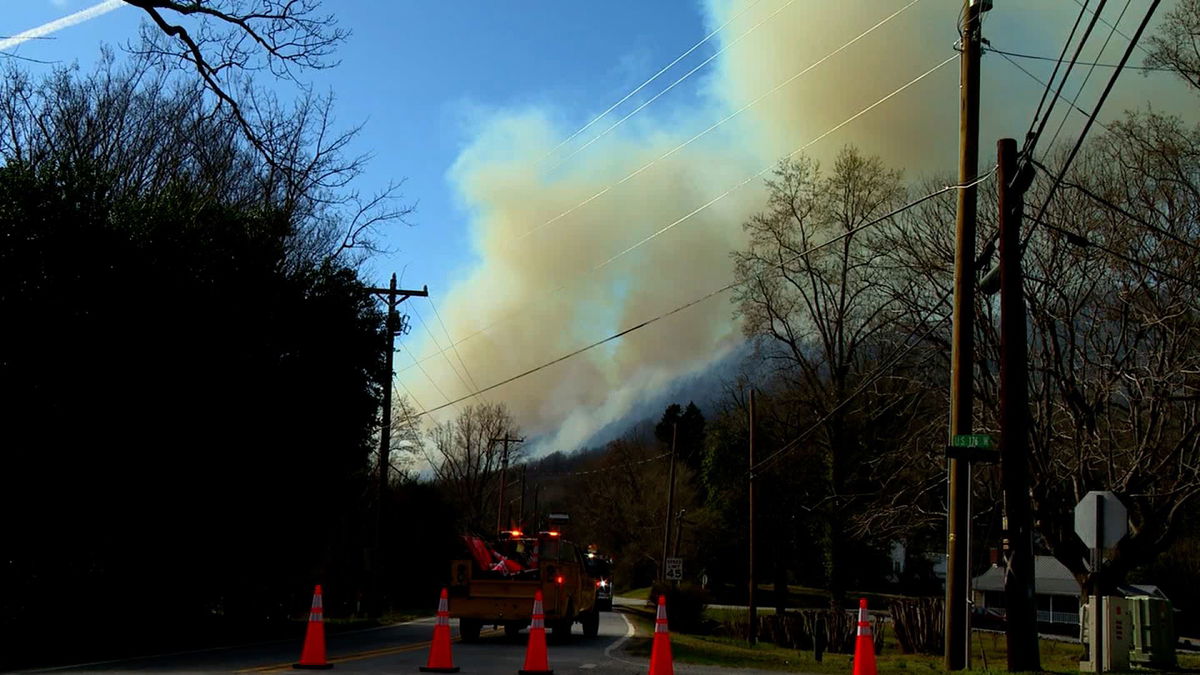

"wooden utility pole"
[946,0,986,668]
[997,138,1040,671]
[661,423,678,580]
[491,434,524,534]
[518,466,527,529]
[748,389,757,645]
[368,274,427,616]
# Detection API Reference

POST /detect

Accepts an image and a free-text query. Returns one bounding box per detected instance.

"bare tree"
[122,0,346,150]
[1145,0,1200,91]
[732,146,936,607]
[426,402,520,534]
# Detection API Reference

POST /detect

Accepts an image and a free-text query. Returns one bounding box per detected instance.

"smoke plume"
[403,0,1191,454]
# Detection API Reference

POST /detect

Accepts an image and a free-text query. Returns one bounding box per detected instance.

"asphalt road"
[30,604,792,674]
[29,611,641,674]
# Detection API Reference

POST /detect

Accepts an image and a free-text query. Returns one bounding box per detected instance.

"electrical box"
[1128,595,1177,669]
[1080,596,1131,672]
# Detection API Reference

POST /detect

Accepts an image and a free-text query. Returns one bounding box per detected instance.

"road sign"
[665,557,683,581]
[1075,490,1128,551]
[952,434,994,448]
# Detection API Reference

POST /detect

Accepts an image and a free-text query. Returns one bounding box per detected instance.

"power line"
[1022,0,1094,154]
[414,175,992,419]
[1024,213,1200,292]
[543,0,765,162]
[411,303,478,401]
[547,0,799,172]
[1025,0,1163,248]
[1023,0,1118,166]
[400,339,458,412]
[403,53,958,378]
[1028,157,1200,257]
[429,296,484,394]
[517,0,924,242]
[1068,0,1155,60]
[1043,0,1134,154]
[594,54,957,271]
[749,287,954,475]
[985,46,1174,73]
[992,50,1113,135]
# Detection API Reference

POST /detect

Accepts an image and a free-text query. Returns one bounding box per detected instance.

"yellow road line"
[237,630,503,673]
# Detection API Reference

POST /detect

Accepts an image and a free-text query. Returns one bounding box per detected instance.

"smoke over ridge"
[403,0,1191,454]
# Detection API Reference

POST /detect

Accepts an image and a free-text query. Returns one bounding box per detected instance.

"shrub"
[650,581,710,633]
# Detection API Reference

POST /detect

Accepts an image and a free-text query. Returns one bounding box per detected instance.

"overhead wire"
[543,0,766,162]
[1025,213,1200,292]
[429,297,484,394]
[1043,0,1133,154]
[1068,0,1155,60]
[1024,0,1164,249]
[750,287,955,475]
[992,50,1113,135]
[414,171,995,419]
[984,46,1174,73]
[409,303,481,402]
[546,0,800,172]
[1021,0,1094,155]
[516,0,924,242]
[1028,157,1200,257]
[403,52,960,382]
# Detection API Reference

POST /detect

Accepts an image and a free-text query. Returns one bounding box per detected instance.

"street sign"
[665,557,683,581]
[1075,491,1128,551]
[952,434,994,448]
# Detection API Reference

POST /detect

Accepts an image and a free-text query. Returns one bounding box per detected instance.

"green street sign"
[952,434,994,449]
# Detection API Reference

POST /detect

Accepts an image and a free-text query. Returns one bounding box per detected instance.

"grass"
[620,586,653,601]
[619,605,1200,674]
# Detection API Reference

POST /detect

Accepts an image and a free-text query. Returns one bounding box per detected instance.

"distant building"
[972,555,1169,628]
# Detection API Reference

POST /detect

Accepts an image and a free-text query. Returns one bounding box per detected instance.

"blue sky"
[4,1,1194,455]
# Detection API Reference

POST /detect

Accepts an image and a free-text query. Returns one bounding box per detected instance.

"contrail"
[0,0,125,53]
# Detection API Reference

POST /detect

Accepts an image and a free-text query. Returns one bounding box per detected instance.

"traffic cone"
[648,594,673,675]
[420,588,460,673]
[293,585,333,670]
[852,598,877,675]
[518,590,552,674]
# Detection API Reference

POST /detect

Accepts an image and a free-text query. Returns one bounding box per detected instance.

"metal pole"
[998,138,1040,671]
[946,0,983,668]
[748,389,757,645]
[1094,493,1105,673]
[661,423,678,580]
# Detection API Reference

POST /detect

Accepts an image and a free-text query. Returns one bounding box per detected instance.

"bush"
[650,581,710,633]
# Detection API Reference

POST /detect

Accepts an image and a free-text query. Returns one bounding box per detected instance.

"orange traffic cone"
[420,588,460,673]
[293,585,333,670]
[518,590,552,675]
[648,594,673,675]
[852,598,877,675]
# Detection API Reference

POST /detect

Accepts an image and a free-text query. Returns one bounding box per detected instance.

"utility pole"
[518,466,527,529]
[997,138,1040,671]
[748,389,757,645]
[368,274,427,617]
[945,0,986,668]
[491,433,523,534]
[661,423,678,581]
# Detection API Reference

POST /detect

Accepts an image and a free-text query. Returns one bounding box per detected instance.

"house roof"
[972,556,1080,596]
[974,557,1172,603]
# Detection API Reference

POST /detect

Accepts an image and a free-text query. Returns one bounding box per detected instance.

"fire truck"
[448,514,601,641]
